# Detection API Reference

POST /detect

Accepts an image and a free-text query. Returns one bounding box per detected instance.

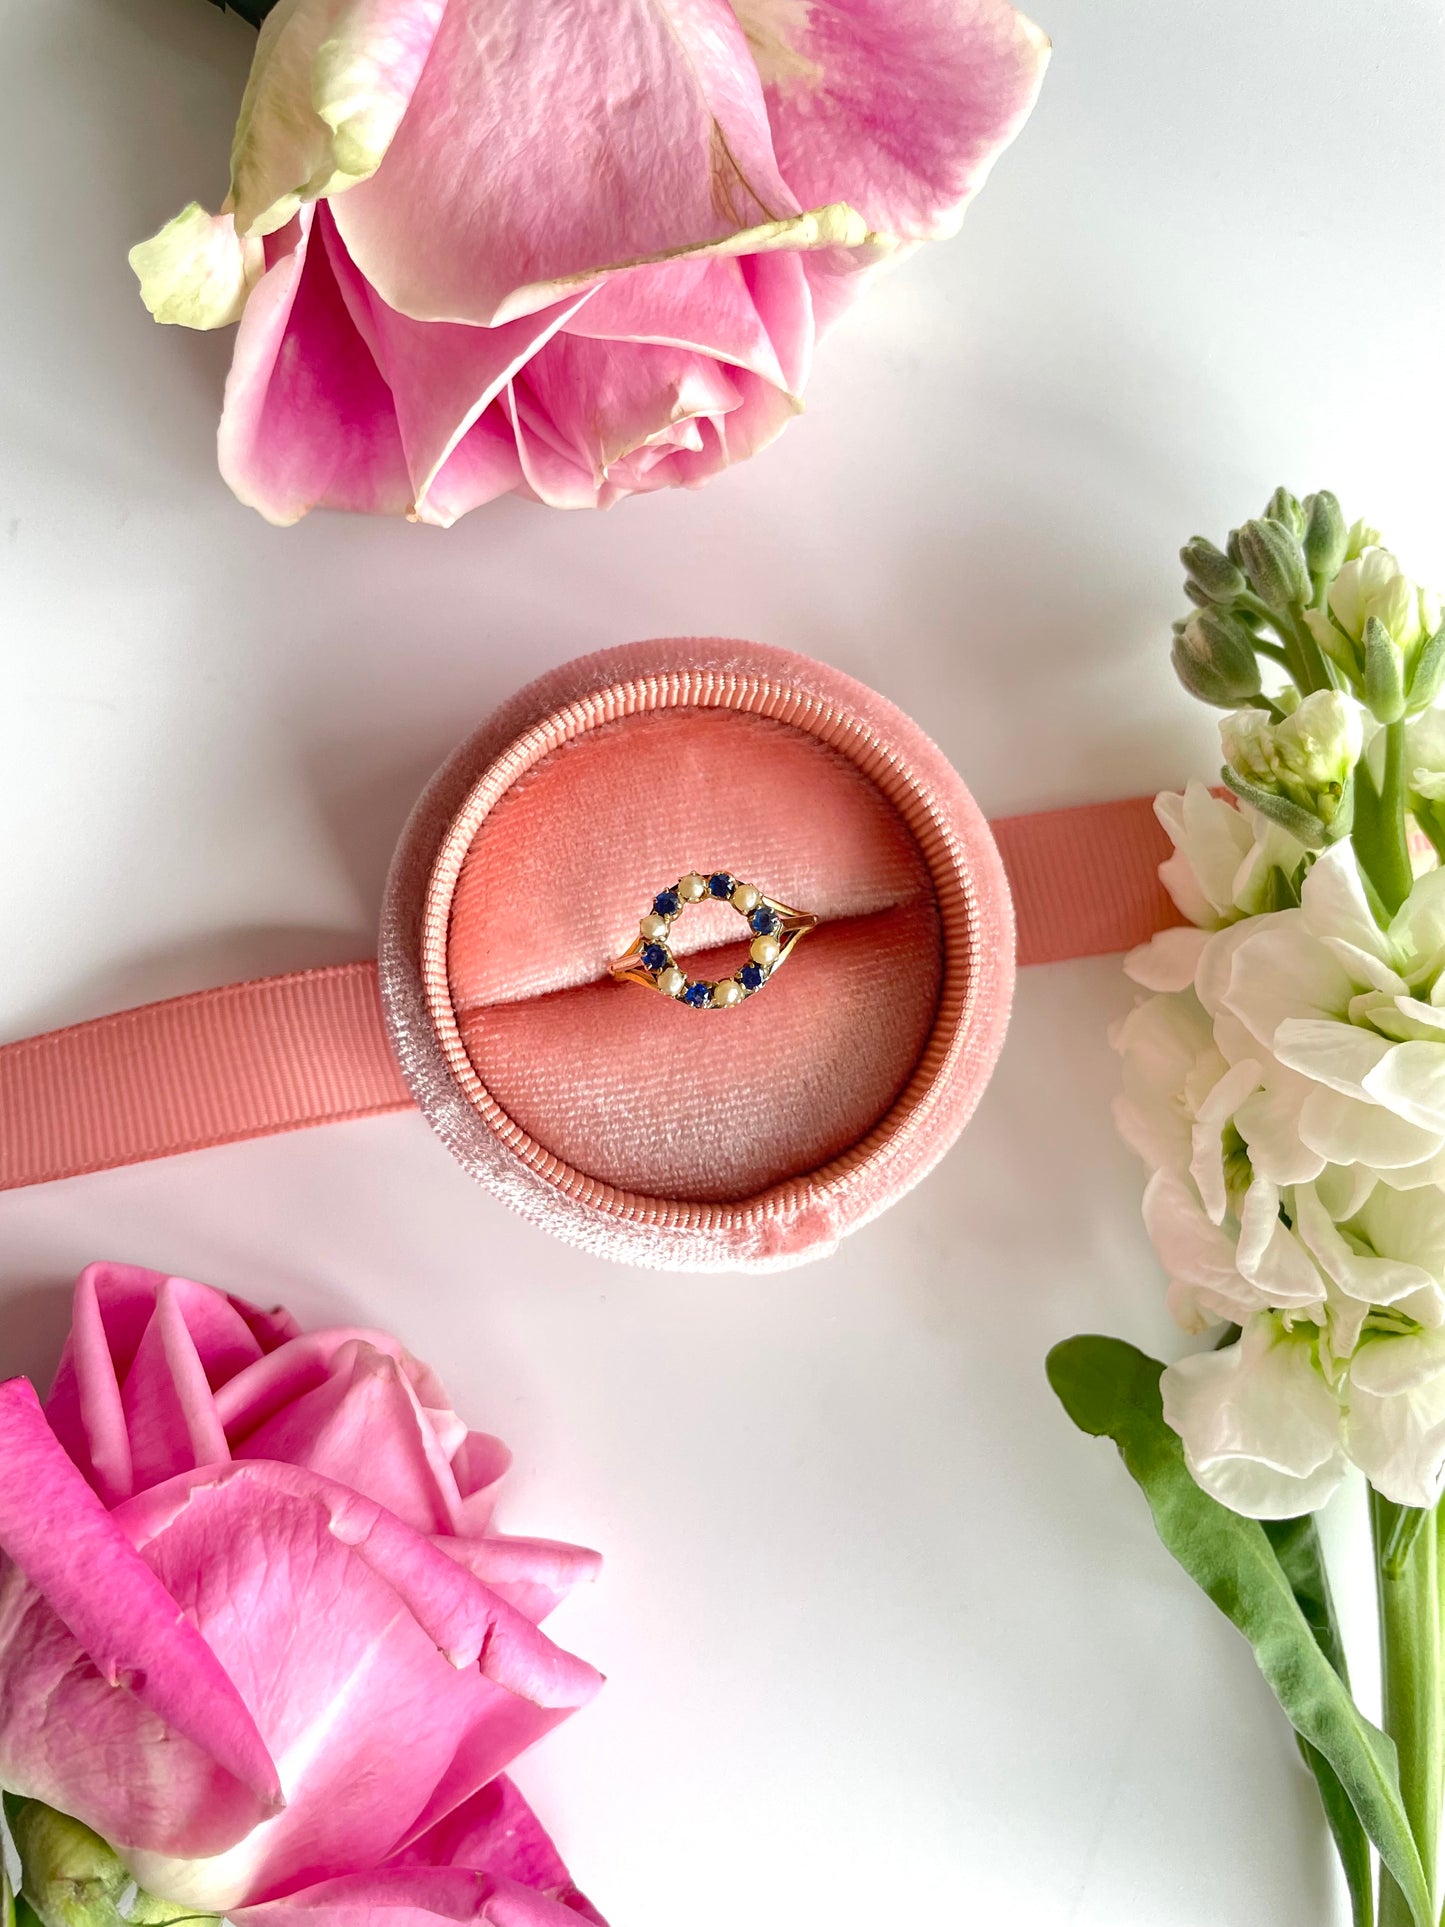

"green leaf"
[1046,1335,1433,1927]
[1263,1516,1375,1927]
[1221,766,1329,848]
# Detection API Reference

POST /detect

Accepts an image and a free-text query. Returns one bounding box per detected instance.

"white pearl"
[751,935,781,966]
[678,873,707,902]
[731,882,760,914]
[658,967,686,998]
[639,912,670,942]
[713,978,743,1007]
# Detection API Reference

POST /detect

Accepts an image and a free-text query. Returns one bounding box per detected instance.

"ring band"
[610,872,819,1009]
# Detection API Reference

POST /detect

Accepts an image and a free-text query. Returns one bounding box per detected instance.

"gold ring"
[609,872,819,1009]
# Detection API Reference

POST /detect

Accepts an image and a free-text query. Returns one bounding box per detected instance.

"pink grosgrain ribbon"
[0,797,1182,1191]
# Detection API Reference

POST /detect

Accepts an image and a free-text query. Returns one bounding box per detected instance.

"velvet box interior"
[381,638,1014,1271]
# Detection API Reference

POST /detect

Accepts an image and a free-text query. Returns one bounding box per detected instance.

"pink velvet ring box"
[380,637,1015,1272]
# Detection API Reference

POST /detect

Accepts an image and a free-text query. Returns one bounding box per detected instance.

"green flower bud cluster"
[1,1799,216,1927]
[1168,486,1443,921]
[1172,485,1444,728]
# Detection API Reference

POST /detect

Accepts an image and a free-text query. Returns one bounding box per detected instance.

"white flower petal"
[1356,1183,1445,1281]
[1154,782,1254,924]
[1273,1017,1394,1097]
[1362,1041,1445,1132]
[1292,1183,1436,1306]
[1298,1084,1444,1171]
[1235,1078,1327,1184]
[1235,1178,1324,1306]
[1347,1331,1445,1506]
[1313,1163,1377,1221]
[1125,925,1212,992]
[1161,1317,1348,1518]
[1301,841,1394,962]
[1157,851,1219,930]
[1223,923,1356,1047]
[1142,1168,1272,1322]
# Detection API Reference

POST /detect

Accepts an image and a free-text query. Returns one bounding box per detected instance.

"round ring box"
[380,638,1014,1271]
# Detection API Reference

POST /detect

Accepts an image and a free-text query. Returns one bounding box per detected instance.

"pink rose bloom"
[0,1264,605,1926]
[130,0,1048,523]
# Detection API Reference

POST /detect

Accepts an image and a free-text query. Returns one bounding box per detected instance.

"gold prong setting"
[609,872,818,1010]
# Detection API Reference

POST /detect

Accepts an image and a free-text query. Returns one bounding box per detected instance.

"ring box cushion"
[380,639,1014,1271]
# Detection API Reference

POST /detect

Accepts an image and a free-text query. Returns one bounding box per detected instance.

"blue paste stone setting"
[615,872,814,1010]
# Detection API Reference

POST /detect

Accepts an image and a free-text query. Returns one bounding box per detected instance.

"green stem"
[1372,1492,1443,1927]
[1354,720,1414,920]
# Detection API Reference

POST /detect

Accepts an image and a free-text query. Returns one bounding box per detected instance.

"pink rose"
[130,0,1048,523]
[0,1264,604,1926]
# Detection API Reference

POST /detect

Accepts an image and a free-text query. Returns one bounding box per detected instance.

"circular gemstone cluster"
[633,872,783,1009]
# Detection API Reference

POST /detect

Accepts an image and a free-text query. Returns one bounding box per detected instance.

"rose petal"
[219,210,414,525]
[0,1380,281,1845]
[122,1279,235,1489]
[129,204,263,329]
[520,334,742,484]
[563,249,813,393]
[234,1340,462,1535]
[116,1460,601,1911]
[331,0,866,326]
[230,0,450,237]
[434,1535,602,1626]
[737,0,1049,239]
[319,217,592,512]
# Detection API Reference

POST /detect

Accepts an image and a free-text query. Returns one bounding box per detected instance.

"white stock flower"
[1162,1297,1445,1517]
[1161,1314,1349,1518]
[1153,781,1308,930]
[1121,778,1445,1515]
[1305,547,1442,679]
[1346,1328,1445,1507]
[1219,841,1445,1185]
[1220,689,1363,833]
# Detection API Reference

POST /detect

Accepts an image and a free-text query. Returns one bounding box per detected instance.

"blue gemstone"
[750,906,779,935]
[654,889,681,917]
[683,981,713,1008]
[740,962,765,991]
[640,943,670,973]
[707,872,734,898]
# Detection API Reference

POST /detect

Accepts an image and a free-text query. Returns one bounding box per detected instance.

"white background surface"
[3,1,1445,1921]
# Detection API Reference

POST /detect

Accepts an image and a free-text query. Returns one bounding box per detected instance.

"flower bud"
[1346,517,1384,560]
[1220,689,1362,838]
[1237,516,1311,614]
[1302,490,1348,585]
[1171,609,1262,707]
[1180,536,1247,605]
[1303,547,1443,705]
[3,1800,213,1927]
[1363,614,1406,723]
[1263,486,1305,537]
[1408,622,1445,711]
